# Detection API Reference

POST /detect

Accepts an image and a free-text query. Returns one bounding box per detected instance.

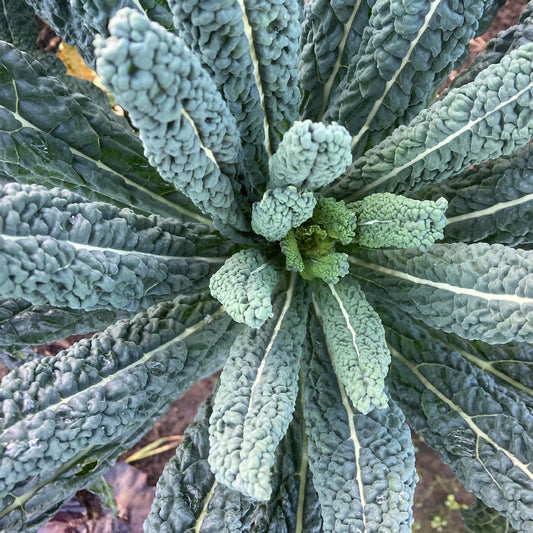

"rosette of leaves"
[0,1,532,532]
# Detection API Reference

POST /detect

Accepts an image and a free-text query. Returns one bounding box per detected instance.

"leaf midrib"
[348,255,533,305]
[347,78,533,201]
[389,345,533,482]
[8,79,212,225]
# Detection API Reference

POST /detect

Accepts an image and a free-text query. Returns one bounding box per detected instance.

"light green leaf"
[349,243,533,344]
[87,476,117,514]
[301,314,417,533]
[209,249,280,329]
[349,192,448,250]
[312,276,390,413]
[208,274,309,500]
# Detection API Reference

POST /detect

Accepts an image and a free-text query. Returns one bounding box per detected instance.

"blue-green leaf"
[236,0,301,154]
[208,274,309,500]
[462,498,520,533]
[328,42,533,201]
[209,248,280,329]
[0,183,224,312]
[349,243,533,344]
[312,276,390,414]
[326,0,486,158]
[301,314,417,533]
[449,0,533,90]
[410,142,533,246]
[0,291,236,532]
[0,298,126,349]
[144,392,258,533]
[95,8,251,239]
[251,381,323,533]
[299,0,371,121]
[379,305,533,532]
[168,0,270,197]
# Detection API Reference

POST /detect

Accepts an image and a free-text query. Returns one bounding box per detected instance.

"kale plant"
[0,0,531,531]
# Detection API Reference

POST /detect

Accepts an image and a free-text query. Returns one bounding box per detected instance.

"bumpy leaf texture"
[302,315,417,533]
[350,243,533,344]
[327,42,533,200]
[0,183,221,312]
[145,393,259,533]
[0,297,128,350]
[378,305,533,532]
[0,42,205,223]
[0,291,238,532]
[95,8,250,238]
[411,142,533,246]
[208,275,308,500]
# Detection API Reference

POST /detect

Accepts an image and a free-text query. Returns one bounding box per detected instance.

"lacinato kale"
[0,1,531,532]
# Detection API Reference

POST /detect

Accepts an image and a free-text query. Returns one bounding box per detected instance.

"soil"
[0,1,528,531]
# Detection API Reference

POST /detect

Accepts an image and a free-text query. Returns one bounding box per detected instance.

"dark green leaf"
[0,297,125,349]
[410,142,533,246]
[301,313,417,533]
[0,290,237,532]
[298,0,371,121]
[462,498,519,533]
[0,41,208,223]
[22,0,96,67]
[326,0,486,157]
[0,0,38,52]
[145,392,258,533]
[379,305,533,532]
[449,0,533,90]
